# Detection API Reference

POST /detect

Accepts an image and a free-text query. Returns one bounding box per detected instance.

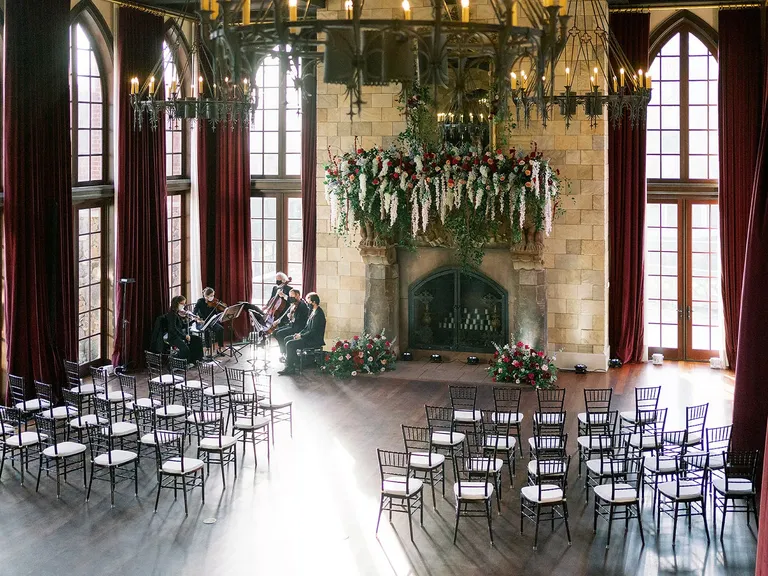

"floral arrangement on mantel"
[323,142,563,268]
[322,331,397,378]
[488,341,558,389]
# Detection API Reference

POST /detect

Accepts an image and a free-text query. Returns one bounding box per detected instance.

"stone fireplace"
[359,242,548,357]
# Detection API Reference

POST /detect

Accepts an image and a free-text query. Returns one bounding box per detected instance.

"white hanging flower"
[531,160,541,198]
[411,187,420,236]
[359,171,368,211]
[518,186,526,229]
[389,192,399,227]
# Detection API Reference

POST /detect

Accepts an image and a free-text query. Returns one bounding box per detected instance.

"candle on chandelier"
[469,112,474,122]
[243,0,251,24]
[461,0,470,23]
[344,0,353,19]
[200,0,210,12]
[148,76,155,95]
[619,67,625,87]
[198,75,204,97]
[592,67,598,89]
[510,71,517,90]
[288,0,297,22]
[211,0,219,19]
[170,78,178,96]
[645,73,651,89]
[559,0,567,16]
[402,0,411,20]
[512,1,518,25]
[612,75,617,92]
[564,67,570,88]
[521,71,527,90]
[243,78,249,96]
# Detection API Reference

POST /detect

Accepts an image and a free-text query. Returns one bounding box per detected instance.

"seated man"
[274,289,310,362]
[278,292,325,376]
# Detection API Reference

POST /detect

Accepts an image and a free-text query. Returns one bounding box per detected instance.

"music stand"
[220,303,245,359]
[197,311,224,364]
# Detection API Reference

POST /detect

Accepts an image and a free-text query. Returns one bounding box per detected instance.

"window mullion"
[680,32,690,182]
[278,63,287,178]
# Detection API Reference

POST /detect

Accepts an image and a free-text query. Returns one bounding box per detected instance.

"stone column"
[360,245,399,341]
[510,247,548,351]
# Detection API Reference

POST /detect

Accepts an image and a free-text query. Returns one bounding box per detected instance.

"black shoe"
[279,356,286,363]
[278,367,296,376]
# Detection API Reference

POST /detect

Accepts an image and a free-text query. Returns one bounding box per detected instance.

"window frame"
[162,24,191,179]
[250,53,302,180]
[69,18,109,186]
[166,187,189,303]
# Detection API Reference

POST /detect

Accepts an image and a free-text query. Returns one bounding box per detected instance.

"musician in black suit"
[279,292,326,375]
[240,272,292,326]
[193,287,226,356]
[166,295,204,364]
[274,289,310,360]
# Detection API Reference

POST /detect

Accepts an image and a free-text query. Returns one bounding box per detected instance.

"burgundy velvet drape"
[112,9,169,368]
[607,13,649,364]
[3,0,76,402]
[196,39,251,338]
[718,10,763,367]
[733,9,768,455]
[301,64,317,294]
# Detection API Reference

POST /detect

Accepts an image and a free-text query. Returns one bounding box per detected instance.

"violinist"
[275,289,309,362]
[193,287,226,357]
[167,295,204,365]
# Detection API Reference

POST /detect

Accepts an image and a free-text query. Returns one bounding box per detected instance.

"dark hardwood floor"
[0,353,756,576]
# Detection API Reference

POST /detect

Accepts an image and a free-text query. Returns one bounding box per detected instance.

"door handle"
[686,306,691,321]
[678,307,683,319]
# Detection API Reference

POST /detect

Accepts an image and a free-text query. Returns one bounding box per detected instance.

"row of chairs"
[0,353,294,514]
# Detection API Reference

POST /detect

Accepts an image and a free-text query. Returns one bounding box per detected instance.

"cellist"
[193,287,226,357]
[241,272,292,327]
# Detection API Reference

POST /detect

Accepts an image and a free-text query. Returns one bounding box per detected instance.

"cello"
[261,276,291,334]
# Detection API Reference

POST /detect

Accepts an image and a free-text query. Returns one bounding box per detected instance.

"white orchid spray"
[531,159,541,198]
[518,186,526,229]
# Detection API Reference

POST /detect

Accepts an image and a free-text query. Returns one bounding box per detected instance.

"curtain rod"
[101,0,194,21]
[610,2,762,11]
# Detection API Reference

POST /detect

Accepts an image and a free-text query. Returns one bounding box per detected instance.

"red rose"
[325,355,330,362]
[538,351,544,357]
[353,335,359,340]
[385,341,391,346]
[357,148,364,154]
[331,347,336,352]
[516,341,524,347]
[367,344,373,349]
[392,172,400,180]
[372,178,380,185]
[493,351,499,358]
[525,344,530,350]
[343,343,350,349]
[513,361,520,368]
[502,356,510,363]
[528,373,535,379]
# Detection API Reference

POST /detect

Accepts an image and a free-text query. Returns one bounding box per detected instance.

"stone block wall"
[315,0,609,365]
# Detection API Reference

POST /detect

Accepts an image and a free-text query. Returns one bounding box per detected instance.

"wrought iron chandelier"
[128,0,647,132]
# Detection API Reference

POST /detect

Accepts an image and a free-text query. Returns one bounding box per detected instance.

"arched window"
[250,53,302,177]
[163,38,184,178]
[70,21,106,184]
[645,17,721,362]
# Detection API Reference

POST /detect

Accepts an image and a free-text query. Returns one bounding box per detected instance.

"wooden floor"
[0,350,756,576]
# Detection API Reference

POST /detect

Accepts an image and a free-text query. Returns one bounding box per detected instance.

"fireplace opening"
[408,267,508,353]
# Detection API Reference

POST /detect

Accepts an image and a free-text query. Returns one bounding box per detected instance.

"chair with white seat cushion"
[642,429,685,508]
[9,374,48,426]
[376,449,424,542]
[686,424,732,494]
[578,388,613,437]
[224,367,248,430]
[628,408,667,454]
[520,456,572,550]
[63,359,103,402]
[154,429,205,515]
[584,432,632,504]
[402,424,445,508]
[145,350,183,388]
[481,409,517,487]
[492,386,524,457]
[92,366,129,420]
[64,389,107,443]
[253,373,293,446]
[230,391,270,468]
[93,396,138,451]
[85,422,138,507]
[449,385,481,435]
[466,432,505,513]
[34,380,78,424]
[619,385,661,432]
[593,455,645,549]
[197,361,230,415]
[180,386,222,448]
[118,373,159,412]
[712,449,759,541]
[0,406,46,486]
[425,405,466,464]
[197,415,238,487]
[34,413,86,498]
[132,403,166,469]
[537,388,566,418]
[670,403,708,450]
[528,410,567,460]
[656,452,710,546]
[148,379,187,432]
[169,356,204,401]
[453,451,496,545]
[577,410,618,477]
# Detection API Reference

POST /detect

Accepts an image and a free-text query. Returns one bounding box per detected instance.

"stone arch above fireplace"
[408,267,509,354]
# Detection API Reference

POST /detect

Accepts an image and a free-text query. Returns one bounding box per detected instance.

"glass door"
[646,199,721,361]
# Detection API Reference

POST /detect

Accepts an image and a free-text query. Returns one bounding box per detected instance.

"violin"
[178,309,203,323]
[206,298,227,312]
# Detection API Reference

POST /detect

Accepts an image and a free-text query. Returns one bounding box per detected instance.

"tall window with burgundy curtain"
[718,9,762,367]
[608,13,650,364]
[3,0,77,402]
[112,8,169,369]
[301,63,318,294]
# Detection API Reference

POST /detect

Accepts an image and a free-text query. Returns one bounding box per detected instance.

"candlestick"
[619,68,625,87]
[461,0,469,23]
[645,73,651,89]
[512,1,518,25]
[345,0,353,19]
[612,76,617,92]
[564,67,570,88]
[200,0,210,11]
[211,0,219,19]
[148,76,155,95]
[559,0,567,16]
[243,0,251,24]
[638,68,643,88]
[198,75,204,97]
[510,71,517,90]
[402,0,411,19]
[288,0,297,22]
[170,79,177,96]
